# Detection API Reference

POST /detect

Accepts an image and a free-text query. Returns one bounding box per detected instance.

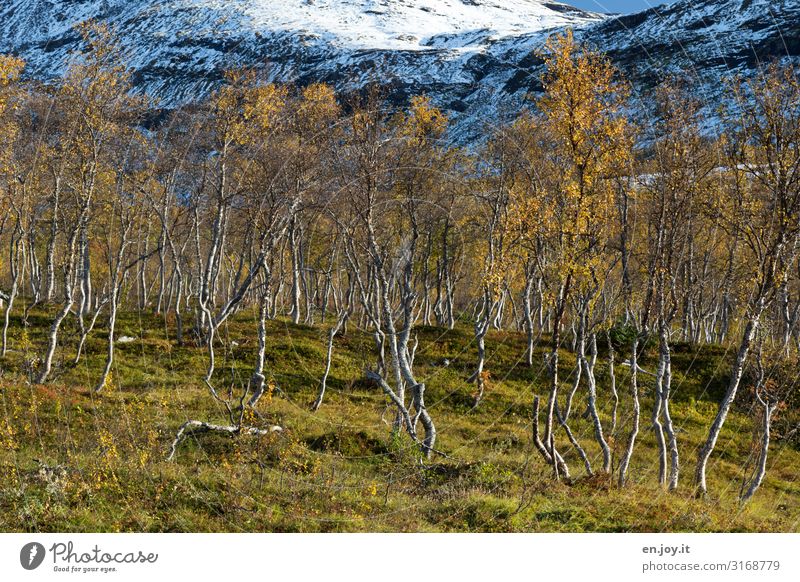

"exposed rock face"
[0,1,797,140]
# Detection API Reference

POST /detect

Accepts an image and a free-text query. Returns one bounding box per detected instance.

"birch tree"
[531,31,632,479]
[696,64,800,496]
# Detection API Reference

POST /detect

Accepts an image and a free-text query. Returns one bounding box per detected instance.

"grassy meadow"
[0,308,798,532]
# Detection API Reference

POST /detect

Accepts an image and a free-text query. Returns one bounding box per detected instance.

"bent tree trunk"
[37,296,73,384]
[37,223,82,384]
[695,315,761,496]
[532,396,569,476]
[468,291,495,408]
[311,312,347,412]
[366,369,418,446]
[412,382,436,458]
[581,347,612,473]
[740,393,775,503]
[96,220,131,394]
[556,322,592,476]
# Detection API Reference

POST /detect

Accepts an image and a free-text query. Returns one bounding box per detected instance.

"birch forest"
[1,24,799,532]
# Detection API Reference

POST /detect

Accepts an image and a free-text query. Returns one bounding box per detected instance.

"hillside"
[1,311,798,532]
[0,0,798,536]
[1,1,798,140]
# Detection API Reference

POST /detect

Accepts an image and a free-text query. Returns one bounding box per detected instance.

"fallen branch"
[167,420,282,461]
[620,359,656,377]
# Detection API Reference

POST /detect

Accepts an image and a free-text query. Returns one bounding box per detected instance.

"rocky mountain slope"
[0,1,797,139]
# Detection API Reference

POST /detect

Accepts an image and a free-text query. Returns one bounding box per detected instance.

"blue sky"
[567,1,675,14]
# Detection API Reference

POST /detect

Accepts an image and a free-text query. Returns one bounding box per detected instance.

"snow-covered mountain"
[240,0,602,50]
[582,0,800,113]
[0,1,602,51]
[0,1,797,140]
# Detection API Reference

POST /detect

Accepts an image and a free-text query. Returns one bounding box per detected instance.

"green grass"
[0,308,797,532]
